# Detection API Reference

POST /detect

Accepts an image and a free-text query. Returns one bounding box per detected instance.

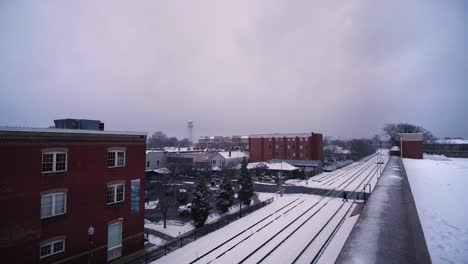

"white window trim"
[108,150,126,168]
[41,192,67,219]
[107,184,125,204]
[42,152,68,173]
[39,239,65,258]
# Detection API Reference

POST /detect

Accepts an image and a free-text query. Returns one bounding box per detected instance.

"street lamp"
[88,226,95,264]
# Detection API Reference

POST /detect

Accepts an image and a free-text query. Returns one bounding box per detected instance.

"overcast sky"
[1,0,467,139]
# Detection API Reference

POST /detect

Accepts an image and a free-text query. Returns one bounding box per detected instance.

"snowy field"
[145,192,276,238]
[146,234,167,247]
[404,155,468,264]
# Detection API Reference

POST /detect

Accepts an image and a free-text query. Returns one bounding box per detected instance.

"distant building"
[231,135,249,150]
[0,127,146,263]
[197,135,249,150]
[248,133,323,162]
[397,133,423,159]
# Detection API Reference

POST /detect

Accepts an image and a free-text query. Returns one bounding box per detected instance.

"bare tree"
[383,123,436,144]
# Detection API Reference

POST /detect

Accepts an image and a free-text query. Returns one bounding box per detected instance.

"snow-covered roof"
[397,133,423,141]
[217,151,249,160]
[390,146,400,151]
[164,147,202,153]
[0,126,147,136]
[270,159,321,167]
[267,162,299,171]
[146,149,165,154]
[153,168,171,174]
[324,145,351,154]
[435,138,468,144]
[247,162,269,169]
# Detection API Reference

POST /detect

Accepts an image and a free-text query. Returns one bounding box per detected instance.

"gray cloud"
[0,0,467,139]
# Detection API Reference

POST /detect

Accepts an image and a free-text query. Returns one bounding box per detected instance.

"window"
[212,160,216,165]
[276,145,279,149]
[40,240,65,258]
[107,184,125,204]
[300,153,303,157]
[300,145,303,150]
[146,161,149,168]
[108,150,125,167]
[287,145,291,149]
[292,145,295,149]
[41,192,66,218]
[42,152,67,173]
[293,153,296,157]
[108,222,122,261]
[157,160,160,166]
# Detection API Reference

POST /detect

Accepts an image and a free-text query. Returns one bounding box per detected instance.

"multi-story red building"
[0,127,147,264]
[248,133,323,162]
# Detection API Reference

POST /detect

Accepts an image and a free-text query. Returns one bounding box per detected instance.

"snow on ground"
[151,194,316,264]
[145,200,159,210]
[404,157,468,264]
[145,219,194,238]
[145,234,167,247]
[316,211,360,264]
[256,192,275,202]
[146,194,274,238]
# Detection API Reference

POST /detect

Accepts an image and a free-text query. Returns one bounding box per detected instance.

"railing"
[129,197,274,264]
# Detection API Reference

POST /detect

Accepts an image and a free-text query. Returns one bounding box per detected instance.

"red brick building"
[0,127,147,264]
[248,133,323,162]
[397,133,423,159]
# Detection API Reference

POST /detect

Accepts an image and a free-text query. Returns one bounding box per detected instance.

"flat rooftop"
[249,132,315,138]
[0,126,147,137]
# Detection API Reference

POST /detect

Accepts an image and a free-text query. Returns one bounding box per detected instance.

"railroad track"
[250,163,381,264]
[211,155,380,263]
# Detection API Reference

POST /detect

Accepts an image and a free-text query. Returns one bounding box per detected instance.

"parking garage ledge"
[335,156,431,264]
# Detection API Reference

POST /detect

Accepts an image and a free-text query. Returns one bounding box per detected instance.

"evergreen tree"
[238,157,254,206]
[216,176,234,213]
[191,175,210,228]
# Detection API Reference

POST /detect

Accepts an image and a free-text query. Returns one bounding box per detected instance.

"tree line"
[147,131,192,148]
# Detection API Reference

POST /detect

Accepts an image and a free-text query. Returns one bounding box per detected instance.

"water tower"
[187,120,194,144]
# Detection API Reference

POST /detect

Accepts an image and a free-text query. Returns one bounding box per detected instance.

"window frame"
[41,192,67,219]
[107,221,123,261]
[107,150,126,168]
[107,184,125,205]
[42,151,68,173]
[39,239,65,259]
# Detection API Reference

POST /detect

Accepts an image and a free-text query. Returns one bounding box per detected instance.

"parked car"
[178,203,192,215]
[259,175,274,182]
[177,189,188,204]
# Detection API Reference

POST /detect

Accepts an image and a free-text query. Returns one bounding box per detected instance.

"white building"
[145,150,168,171]
[210,150,249,169]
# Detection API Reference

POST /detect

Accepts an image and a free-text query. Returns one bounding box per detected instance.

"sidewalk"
[335,156,431,264]
[144,228,176,241]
